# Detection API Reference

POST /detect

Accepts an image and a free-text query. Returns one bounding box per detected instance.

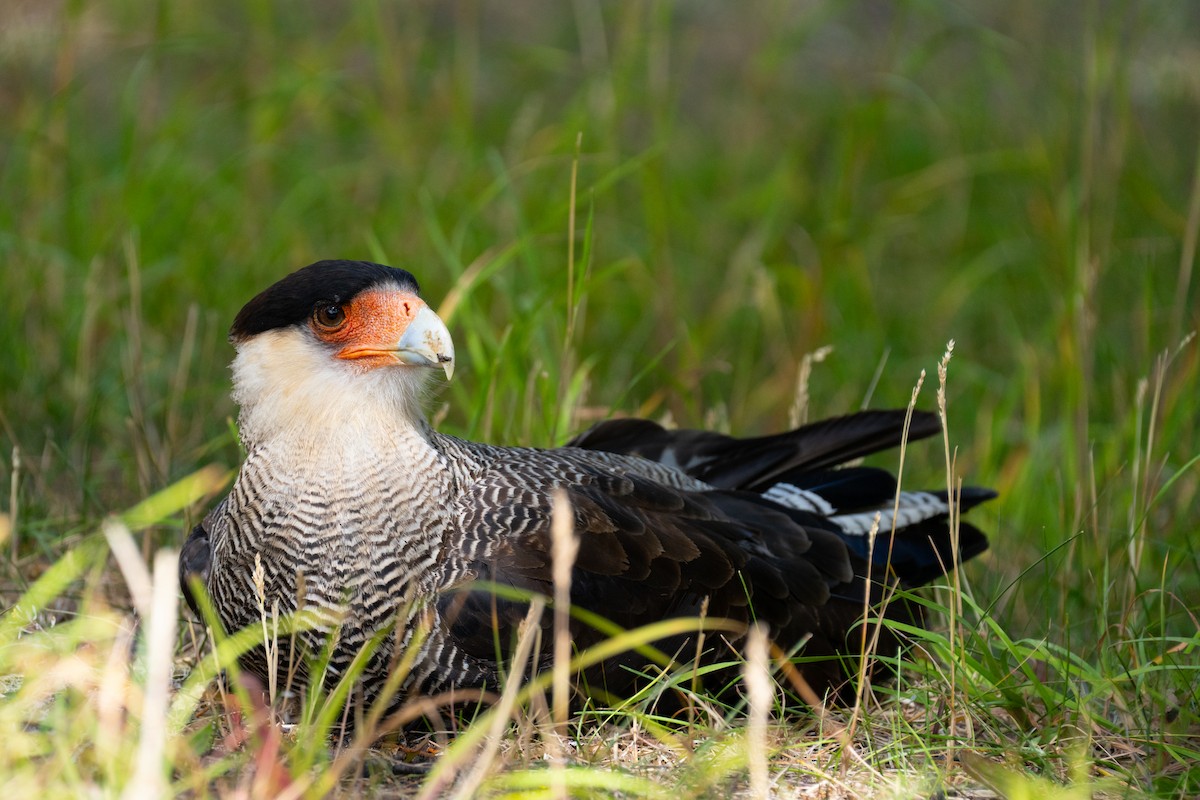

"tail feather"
[567,409,943,491]
[761,467,898,515]
[571,409,994,587]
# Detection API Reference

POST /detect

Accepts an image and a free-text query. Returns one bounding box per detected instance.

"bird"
[180,259,994,714]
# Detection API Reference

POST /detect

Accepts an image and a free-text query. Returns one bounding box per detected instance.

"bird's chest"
[209,441,452,644]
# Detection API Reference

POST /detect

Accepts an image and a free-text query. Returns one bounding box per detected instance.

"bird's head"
[228,260,454,446]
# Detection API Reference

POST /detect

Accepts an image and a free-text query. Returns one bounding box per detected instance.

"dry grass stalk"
[847,371,926,742]
[6,445,18,563]
[251,553,280,709]
[96,622,134,774]
[935,341,969,757]
[789,345,833,429]
[103,518,154,616]
[430,598,546,800]
[550,488,578,733]
[851,509,883,730]
[124,545,179,799]
[744,624,773,799]
[549,488,579,798]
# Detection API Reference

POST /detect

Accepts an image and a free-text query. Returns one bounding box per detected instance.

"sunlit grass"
[1,1,1198,797]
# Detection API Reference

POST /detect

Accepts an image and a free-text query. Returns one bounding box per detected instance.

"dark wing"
[570,409,994,588]
[566,409,942,491]
[438,452,861,700]
[180,518,212,619]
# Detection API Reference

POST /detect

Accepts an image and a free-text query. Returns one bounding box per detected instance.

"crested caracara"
[180,259,994,710]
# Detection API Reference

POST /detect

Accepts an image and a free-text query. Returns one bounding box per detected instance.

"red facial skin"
[310,288,426,370]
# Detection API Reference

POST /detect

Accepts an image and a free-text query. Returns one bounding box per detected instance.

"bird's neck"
[231,332,435,452]
[235,390,434,456]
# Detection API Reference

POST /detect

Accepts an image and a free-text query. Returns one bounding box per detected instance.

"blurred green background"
[1,1,1197,647]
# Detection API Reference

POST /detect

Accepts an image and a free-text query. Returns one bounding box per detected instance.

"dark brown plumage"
[180,260,994,713]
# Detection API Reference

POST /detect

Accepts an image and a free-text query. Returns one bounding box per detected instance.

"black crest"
[229,260,421,341]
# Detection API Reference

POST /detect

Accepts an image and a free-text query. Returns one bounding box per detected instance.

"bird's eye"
[313,304,347,331]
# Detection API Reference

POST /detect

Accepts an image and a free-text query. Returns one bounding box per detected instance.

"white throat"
[231,329,434,452]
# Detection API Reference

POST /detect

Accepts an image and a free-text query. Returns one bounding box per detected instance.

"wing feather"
[439,450,857,698]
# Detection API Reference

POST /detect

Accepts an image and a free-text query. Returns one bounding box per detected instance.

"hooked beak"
[335,293,456,380]
[395,304,455,380]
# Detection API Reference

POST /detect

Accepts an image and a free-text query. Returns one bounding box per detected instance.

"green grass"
[1,1,1198,797]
